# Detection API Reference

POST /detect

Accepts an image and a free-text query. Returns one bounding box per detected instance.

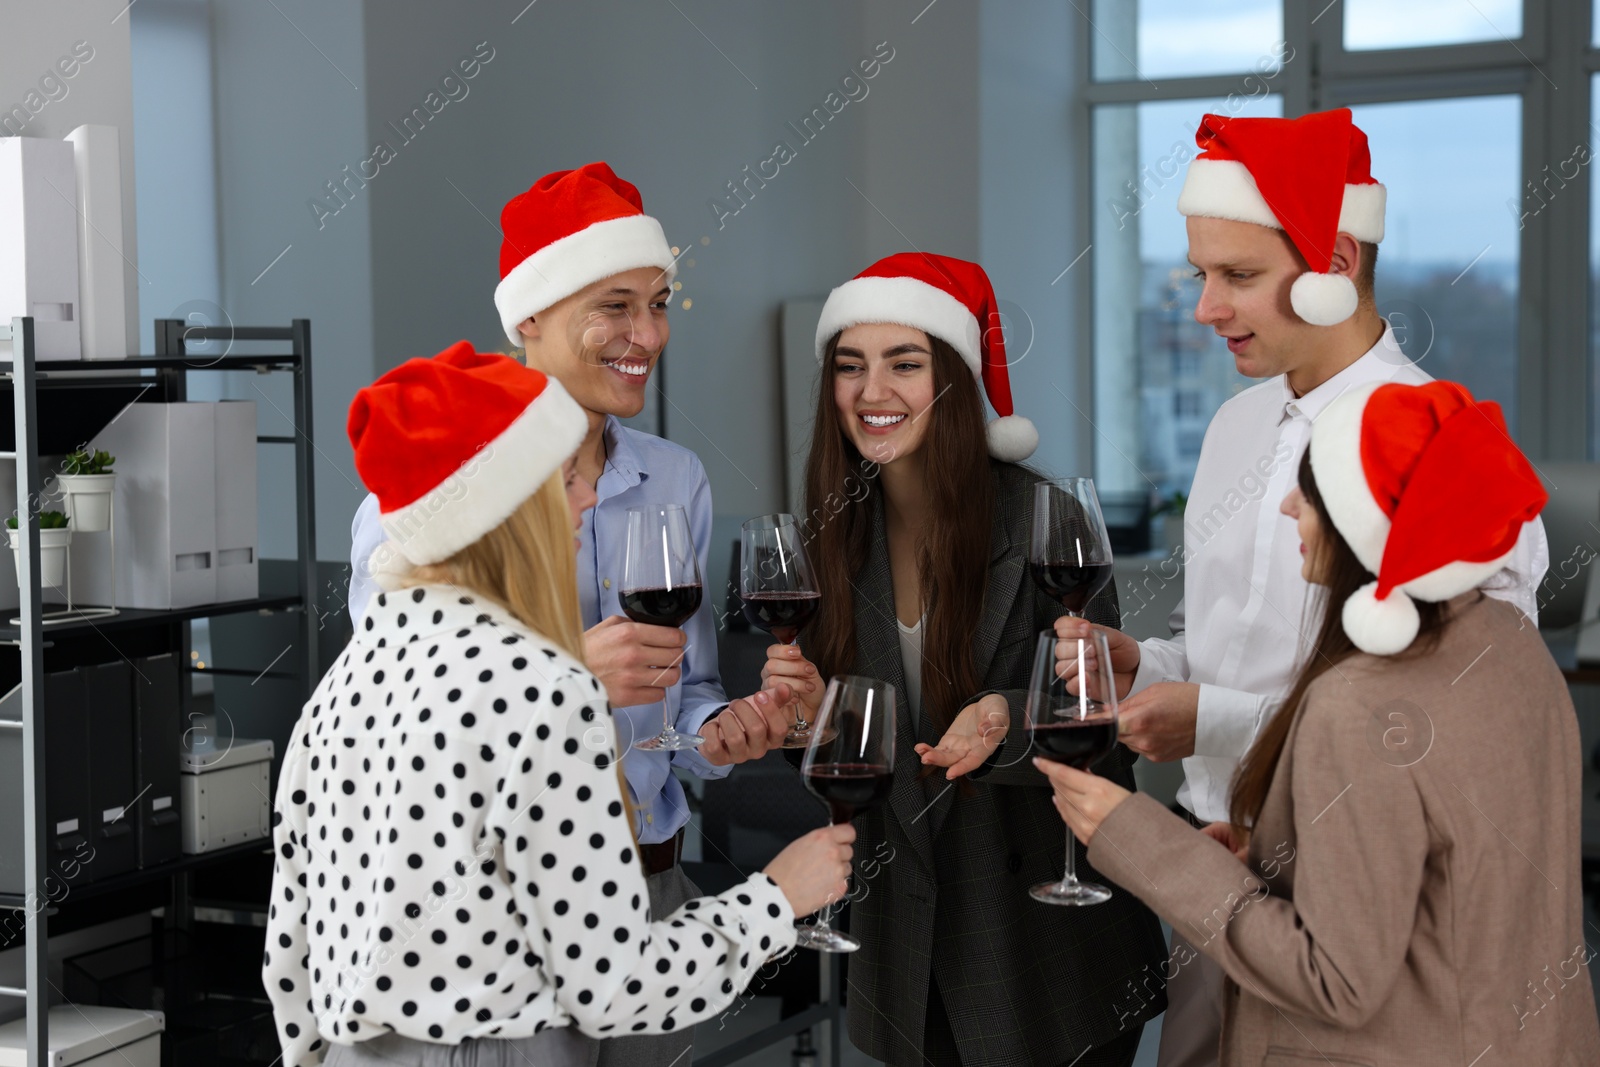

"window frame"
[1076,0,1593,464]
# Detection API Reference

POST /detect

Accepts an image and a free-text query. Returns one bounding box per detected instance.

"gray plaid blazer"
[834,461,1169,1066]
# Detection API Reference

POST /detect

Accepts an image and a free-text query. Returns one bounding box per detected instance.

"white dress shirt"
[1131,324,1550,822]
[264,585,795,1066]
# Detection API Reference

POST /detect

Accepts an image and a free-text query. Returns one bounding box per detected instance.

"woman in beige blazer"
[1043,379,1600,1067]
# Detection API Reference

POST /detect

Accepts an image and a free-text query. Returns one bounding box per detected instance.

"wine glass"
[740,514,827,748]
[1026,629,1118,905]
[621,504,704,752]
[1029,477,1115,619]
[795,675,896,953]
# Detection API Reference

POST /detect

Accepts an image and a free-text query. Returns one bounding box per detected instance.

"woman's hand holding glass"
[763,823,857,920]
[760,644,826,721]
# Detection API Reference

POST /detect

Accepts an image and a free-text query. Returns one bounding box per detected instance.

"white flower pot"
[59,472,115,532]
[8,526,72,588]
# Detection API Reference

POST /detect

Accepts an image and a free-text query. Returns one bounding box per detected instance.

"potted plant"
[7,511,72,588]
[1155,491,1187,556]
[58,447,116,532]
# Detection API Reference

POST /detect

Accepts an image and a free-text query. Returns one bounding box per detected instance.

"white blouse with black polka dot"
[264,584,796,1066]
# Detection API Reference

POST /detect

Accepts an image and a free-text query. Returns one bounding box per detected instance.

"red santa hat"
[1310,380,1547,655]
[813,252,1038,462]
[348,341,587,566]
[493,162,676,346]
[1178,108,1385,327]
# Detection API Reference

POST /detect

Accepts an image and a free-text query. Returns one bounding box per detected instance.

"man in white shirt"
[1061,109,1548,1067]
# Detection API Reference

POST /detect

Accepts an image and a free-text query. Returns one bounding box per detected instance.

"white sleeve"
[263,714,323,1067]
[347,493,384,627]
[486,667,796,1038]
[1479,515,1549,625]
[1192,684,1278,760]
[1128,597,1190,696]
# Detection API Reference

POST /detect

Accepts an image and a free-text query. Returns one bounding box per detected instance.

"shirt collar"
[601,414,649,491]
[1280,320,1408,424]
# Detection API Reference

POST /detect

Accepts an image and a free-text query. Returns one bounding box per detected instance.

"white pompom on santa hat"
[348,341,587,568]
[493,162,677,347]
[1309,379,1547,655]
[814,252,1038,461]
[1178,108,1386,327]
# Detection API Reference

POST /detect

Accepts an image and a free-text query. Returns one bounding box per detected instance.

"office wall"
[209,0,375,564]
[0,0,140,355]
[133,0,1084,567]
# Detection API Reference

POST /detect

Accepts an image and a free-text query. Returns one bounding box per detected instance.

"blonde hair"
[403,472,639,836]
[409,472,583,657]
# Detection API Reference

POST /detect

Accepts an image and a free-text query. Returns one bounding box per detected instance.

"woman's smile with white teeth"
[860,413,906,427]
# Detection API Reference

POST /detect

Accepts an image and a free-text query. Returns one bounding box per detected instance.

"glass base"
[633,729,704,752]
[1029,878,1113,906]
[794,923,859,953]
[780,722,837,750]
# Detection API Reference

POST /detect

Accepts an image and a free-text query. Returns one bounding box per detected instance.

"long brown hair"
[1228,448,1447,829]
[803,330,994,735]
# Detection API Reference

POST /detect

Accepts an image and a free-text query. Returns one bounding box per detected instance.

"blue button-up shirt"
[347,415,731,843]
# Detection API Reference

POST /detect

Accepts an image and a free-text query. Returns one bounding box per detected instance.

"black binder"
[132,653,181,868]
[0,667,91,897]
[85,661,137,881]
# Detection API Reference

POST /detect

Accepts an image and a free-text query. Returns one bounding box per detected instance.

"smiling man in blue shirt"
[347,162,790,1067]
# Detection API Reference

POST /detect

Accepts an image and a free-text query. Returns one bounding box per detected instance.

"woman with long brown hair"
[761,254,1169,1067]
[1040,380,1600,1066]
[265,344,855,1067]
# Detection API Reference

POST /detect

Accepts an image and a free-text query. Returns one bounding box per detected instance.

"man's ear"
[1328,232,1362,283]
[516,316,539,342]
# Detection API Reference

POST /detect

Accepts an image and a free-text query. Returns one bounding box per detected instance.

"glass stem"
[662,677,676,736]
[789,637,808,731]
[1062,825,1078,888]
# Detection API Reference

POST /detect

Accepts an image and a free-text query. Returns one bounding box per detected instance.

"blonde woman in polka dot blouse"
[266,345,854,1067]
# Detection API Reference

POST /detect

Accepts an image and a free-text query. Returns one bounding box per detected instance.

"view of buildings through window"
[1088,0,1532,537]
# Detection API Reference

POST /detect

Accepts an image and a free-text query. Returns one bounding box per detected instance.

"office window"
[1091,0,1283,81]
[1347,95,1522,429]
[1080,0,1596,509]
[1090,95,1276,504]
[1344,0,1523,51]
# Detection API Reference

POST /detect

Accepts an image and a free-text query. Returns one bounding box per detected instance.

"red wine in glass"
[741,590,821,643]
[740,515,826,748]
[1029,561,1114,614]
[621,585,704,628]
[1028,720,1117,771]
[804,762,893,824]
[623,504,704,752]
[795,674,896,953]
[1023,630,1119,907]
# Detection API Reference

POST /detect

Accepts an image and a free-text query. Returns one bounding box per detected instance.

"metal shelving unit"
[0,316,318,1065]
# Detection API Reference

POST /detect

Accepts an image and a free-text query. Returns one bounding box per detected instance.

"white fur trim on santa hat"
[1309,381,1389,574]
[1399,551,1515,602]
[378,377,588,565]
[1177,158,1387,243]
[1342,580,1420,655]
[986,414,1038,462]
[494,214,677,346]
[814,275,981,372]
[1291,272,1359,326]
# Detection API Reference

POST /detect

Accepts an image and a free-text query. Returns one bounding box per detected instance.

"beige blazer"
[1090,592,1600,1066]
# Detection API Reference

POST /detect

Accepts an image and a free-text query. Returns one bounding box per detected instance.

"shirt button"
[645,813,653,824]
[603,578,611,589]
